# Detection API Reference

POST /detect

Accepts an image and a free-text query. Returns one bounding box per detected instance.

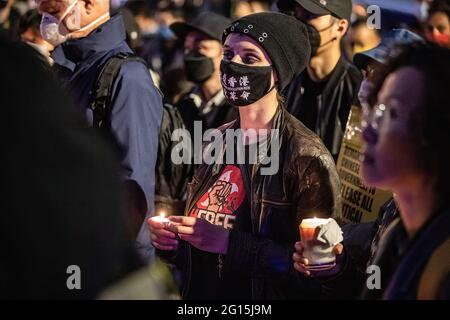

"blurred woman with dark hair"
[360,42,450,299]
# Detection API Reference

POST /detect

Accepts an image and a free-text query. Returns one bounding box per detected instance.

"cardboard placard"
[336,106,392,223]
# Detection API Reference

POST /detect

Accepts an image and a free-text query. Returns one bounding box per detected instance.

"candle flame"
[159,212,166,218]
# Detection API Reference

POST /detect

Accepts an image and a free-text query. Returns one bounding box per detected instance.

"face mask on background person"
[305,24,321,57]
[40,0,80,47]
[300,19,337,57]
[220,60,275,107]
[40,0,109,47]
[184,52,215,84]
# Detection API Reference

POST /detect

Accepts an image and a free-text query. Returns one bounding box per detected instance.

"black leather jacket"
[159,107,342,299]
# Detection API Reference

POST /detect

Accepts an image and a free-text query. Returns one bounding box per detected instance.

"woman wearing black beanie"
[149,12,341,300]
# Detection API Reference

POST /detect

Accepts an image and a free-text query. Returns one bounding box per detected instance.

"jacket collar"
[52,14,127,72]
[320,56,350,97]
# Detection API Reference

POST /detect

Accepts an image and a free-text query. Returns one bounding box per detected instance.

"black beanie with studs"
[222,12,312,92]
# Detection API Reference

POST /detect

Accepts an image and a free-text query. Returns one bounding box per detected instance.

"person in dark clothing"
[0,36,140,299]
[149,12,342,300]
[170,11,238,139]
[36,0,163,262]
[126,0,165,75]
[361,42,450,300]
[296,42,450,300]
[340,29,424,285]
[293,29,424,299]
[343,29,423,284]
[278,0,362,160]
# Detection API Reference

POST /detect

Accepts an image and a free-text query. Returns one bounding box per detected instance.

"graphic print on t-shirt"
[189,165,245,230]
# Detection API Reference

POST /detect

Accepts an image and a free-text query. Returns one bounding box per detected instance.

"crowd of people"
[1,0,449,300]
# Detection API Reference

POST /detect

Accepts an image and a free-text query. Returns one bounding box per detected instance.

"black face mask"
[184,53,215,84]
[306,24,321,57]
[220,60,275,107]
[304,22,337,57]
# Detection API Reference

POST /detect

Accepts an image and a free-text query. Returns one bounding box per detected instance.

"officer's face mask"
[184,52,215,84]
[220,60,275,107]
[40,0,109,47]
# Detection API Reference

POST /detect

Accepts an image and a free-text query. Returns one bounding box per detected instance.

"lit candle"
[301,217,331,229]
[300,217,330,239]
[150,212,170,227]
[299,217,336,269]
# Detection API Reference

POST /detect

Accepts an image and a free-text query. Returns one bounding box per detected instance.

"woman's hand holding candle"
[148,212,179,251]
[294,217,344,276]
[167,216,230,255]
[293,241,344,277]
